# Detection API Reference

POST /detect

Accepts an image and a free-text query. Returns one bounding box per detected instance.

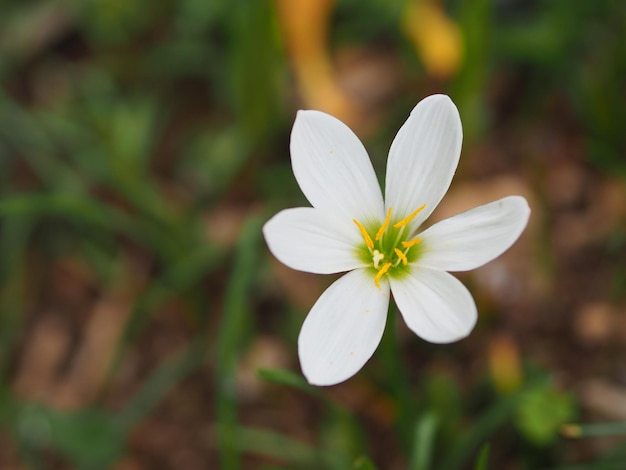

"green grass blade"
[0,217,32,374]
[215,215,263,470]
[440,395,517,470]
[410,412,438,470]
[353,455,379,470]
[236,426,337,468]
[474,444,490,470]
[256,368,320,396]
[562,421,626,438]
[117,339,207,429]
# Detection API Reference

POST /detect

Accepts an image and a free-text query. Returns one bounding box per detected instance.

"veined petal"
[263,207,366,275]
[298,269,390,386]
[390,267,476,344]
[291,110,385,224]
[418,196,530,272]
[385,95,462,233]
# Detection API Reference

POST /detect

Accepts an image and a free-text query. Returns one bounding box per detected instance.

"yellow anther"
[374,262,392,289]
[394,248,408,266]
[401,237,422,249]
[393,203,426,228]
[375,207,393,240]
[353,219,373,249]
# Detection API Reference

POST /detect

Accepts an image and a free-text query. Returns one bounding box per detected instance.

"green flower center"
[353,205,425,288]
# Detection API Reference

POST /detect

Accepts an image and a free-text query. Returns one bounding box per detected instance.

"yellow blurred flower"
[488,333,523,394]
[403,0,463,79]
[276,0,356,124]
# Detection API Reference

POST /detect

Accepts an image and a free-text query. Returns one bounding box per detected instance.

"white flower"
[263,94,530,386]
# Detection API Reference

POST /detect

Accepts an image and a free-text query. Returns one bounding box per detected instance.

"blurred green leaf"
[237,426,337,468]
[5,344,207,468]
[74,0,170,46]
[180,127,252,203]
[549,442,626,470]
[515,384,576,446]
[423,373,462,444]
[493,14,570,63]
[353,455,379,470]
[451,0,492,141]
[0,217,32,373]
[227,0,284,141]
[562,421,626,439]
[1,398,124,469]
[441,395,518,470]
[48,408,124,469]
[215,215,263,469]
[335,0,403,42]
[410,412,438,470]
[98,99,158,180]
[174,0,224,35]
[108,240,223,379]
[0,192,127,229]
[378,305,414,451]
[321,408,369,470]
[118,339,207,429]
[474,444,490,470]
[257,368,319,396]
[0,92,78,190]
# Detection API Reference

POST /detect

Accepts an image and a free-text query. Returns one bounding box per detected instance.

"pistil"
[372,250,384,269]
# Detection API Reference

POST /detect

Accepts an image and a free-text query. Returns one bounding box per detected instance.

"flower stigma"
[353,205,426,289]
[372,250,384,269]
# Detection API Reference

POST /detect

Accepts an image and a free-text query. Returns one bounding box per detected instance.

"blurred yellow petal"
[403,0,463,79]
[276,0,355,124]
[488,333,523,395]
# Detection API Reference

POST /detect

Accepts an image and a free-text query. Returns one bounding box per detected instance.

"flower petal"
[418,196,530,271]
[390,267,476,343]
[298,269,390,385]
[385,94,462,233]
[290,110,385,224]
[263,207,366,274]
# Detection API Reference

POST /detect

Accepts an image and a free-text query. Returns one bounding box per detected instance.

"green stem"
[380,302,414,452]
[562,421,626,438]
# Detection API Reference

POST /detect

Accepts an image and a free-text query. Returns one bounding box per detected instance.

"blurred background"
[1,0,625,468]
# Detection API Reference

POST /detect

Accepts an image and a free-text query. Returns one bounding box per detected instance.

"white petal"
[390,267,476,344]
[418,196,530,271]
[385,95,462,233]
[290,110,385,224]
[298,269,390,386]
[263,207,366,275]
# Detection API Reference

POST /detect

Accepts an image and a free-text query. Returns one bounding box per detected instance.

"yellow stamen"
[394,248,408,266]
[374,262,392,289]
[401,237,422,249]
[353,219,374,249]
[375,207,393,240]
[393,203,426,228]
